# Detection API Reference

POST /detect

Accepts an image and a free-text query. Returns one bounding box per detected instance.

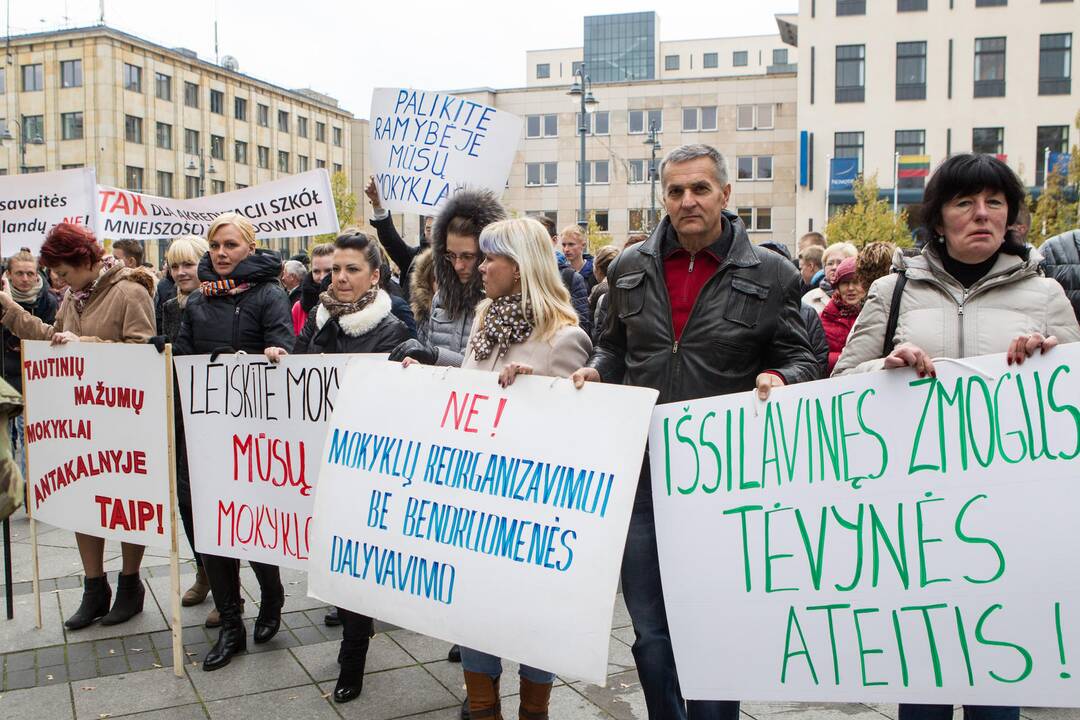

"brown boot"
[182,568,210,607]
[205,598,243,628]
[518,677,552,720]
[463,670,502,720]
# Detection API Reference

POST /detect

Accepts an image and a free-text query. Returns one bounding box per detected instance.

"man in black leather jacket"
[571,144,817,720]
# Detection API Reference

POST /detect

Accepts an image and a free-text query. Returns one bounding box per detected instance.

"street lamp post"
[567,63,598,230]
[643,121,661,232]
[186,150,217,197]
[0,118,45,173]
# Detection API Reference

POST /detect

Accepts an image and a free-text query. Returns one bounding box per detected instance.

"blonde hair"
[7,250,36,267]
[165,235,209,266]
[207,212,257,248]
[309,242,335,259]
[559,224,585,241]
[476,218,579,341]
[822,241,858,265]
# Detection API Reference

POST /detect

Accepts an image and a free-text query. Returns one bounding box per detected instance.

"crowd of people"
[1,144,1079,720]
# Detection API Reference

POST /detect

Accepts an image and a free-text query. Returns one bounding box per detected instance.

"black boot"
[64,576,111,630]
[334,609,374,703]
[251,561,284,644]
[100,572,144,626]
[448,643,462,662]
[324,607,341,626]
[202,555,246,671]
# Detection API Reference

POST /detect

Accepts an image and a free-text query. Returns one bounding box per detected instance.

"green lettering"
[795,507,828,590]
[975,603,1033,683]
[675,411,700,494]
[870,502,909,589]
[908,377,940,474]
[915,492,948,587]
[765,504,797,593]
[724,504,763,592]
[830,504,865,592]
[1048,365,1080,460]
[900,603,947,686]
[780,606,819,685]
[857,389,888,480]
[955,494,1005,584]
[853,607,887,687]
[699,411,723,494]
[807,603,850,685]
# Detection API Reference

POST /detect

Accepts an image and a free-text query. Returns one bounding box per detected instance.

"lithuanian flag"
[898,154,930,178]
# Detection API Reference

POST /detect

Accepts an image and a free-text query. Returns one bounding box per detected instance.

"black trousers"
[202,554,283,620]
[338,608,374,668]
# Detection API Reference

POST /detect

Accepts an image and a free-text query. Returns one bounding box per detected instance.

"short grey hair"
[659,144,729,188]
[283,260,307,280]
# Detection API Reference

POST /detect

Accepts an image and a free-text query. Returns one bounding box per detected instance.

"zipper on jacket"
[232,304,241,351]
[672,340,679,354]
[957,288,967,358]
[688,254,696,272]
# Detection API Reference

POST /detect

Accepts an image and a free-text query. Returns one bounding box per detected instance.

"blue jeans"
[459,646,554,684]
[899,706,1019,720]
[622,482,740,720]
[9,415,26,480]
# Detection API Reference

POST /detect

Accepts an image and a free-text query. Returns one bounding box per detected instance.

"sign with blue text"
[307,359,658,684]
[829,157,859,192]
[369,88,522,215]
[650,345,1080,705]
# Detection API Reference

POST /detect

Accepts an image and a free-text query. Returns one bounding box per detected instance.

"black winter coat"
[1040,230,1080,322]
[173,249,294,356]
[293,290,410,355]
[372,213,426,303]
[800,302,828,380]
[2,289,58,390]
[588,212,818,406]
[154,274,176,335]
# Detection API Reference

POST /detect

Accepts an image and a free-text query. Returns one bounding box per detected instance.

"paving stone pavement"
[2,513,1078,718]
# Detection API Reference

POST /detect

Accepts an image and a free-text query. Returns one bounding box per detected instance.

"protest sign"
[369,88,522,215]
[174,353,360,570]
[649,346,1080,705]
[97,169,338,241]
[307,360,658,684]
[22,341,172,548]
[0,168,97,255]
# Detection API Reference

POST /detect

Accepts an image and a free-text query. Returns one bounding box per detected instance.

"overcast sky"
[8,0,797,116]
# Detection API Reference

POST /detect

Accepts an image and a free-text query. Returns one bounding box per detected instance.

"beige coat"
[0,264,155,343]
[461,321,592,377]
[833,246,1080,375]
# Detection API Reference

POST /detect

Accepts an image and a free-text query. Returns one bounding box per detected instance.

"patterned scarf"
[200,278,251,297]
[319,287,379,319]
[70,256,119,315]
[470,293,534,362]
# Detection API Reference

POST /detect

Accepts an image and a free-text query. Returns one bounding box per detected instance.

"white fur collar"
[315,289,393,337]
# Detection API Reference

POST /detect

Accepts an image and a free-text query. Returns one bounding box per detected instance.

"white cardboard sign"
[0,168,97,255]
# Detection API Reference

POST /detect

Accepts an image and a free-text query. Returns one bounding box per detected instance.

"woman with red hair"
[0,223,155,630]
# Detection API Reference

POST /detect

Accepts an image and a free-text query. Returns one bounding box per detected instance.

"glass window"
[976,0,1006,5]
[278,110,289,132]
[235,140,248,165]
[543,162,558,185]
[184,129,199,155]
[733,50,748,67]
[298,117,308,138]
[757,104,774,129]
[737,156,754,180]
[156,121,172,149]
[298,155,309,172]
[155,72,171,101]
[737,207,753,227]
[536,63,550,79]
[835,131,865,170]
[773,49,789,66]
[278,150,289,172]
[594,160,609,184]
[184,82,199,108]
[210,134,224,160]
[683,107,698,131]
[185,175,201,199]
[757,156,774,180]
[526,163,542,186]
[665,55,680,71]
[837,0,866,14]
[898,0,928,9]
[527,115,541,138]
[316,121,326,142]
[836,44,866,102]
[0,69,7,94]
[257,104,269,127]
[896,41,927,100]
[334,163,342,174]
[593,111,609,135]
[701,106,717,131]
[1036,125,1069,184]
[60,60,82,88]
[543,114,558,137]
[235,97,247,121]
[61,112,83,140]
[157,171,173,198]
[210,89,224,114]
[125,115,143,144]
[257,145,270,169]
[737,105,756,130]
[583,11,657,82]
[756,207,772,231]
[125,166,143,192]
[211,180,225,195]
[123,64,142,92]
[594,211,609,232]
[629,159,648,184]
[1039,33,1072,95]
[316,159,326,169]
[703,52,718,69]
[21,64,43,91]
[974,37,1007,97]
[895,129,927,189]
[576,161,591,185]
[333,127,343,146]
[973,127,1004,155]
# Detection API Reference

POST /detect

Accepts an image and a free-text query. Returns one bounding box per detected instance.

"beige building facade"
[779,0,1078,236]
[0,25,353,261]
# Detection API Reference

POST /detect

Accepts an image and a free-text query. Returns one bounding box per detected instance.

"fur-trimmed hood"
[431,188,506,318]
[315,289,393,337]
[409,248,436,326]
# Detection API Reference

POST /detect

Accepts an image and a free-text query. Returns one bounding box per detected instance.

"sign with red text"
[369,88,522,215]
[307,360,658,684]
[650,346,1080,705]
[174,354,357,570]
[97,169,338,241]
[22,341,172,547]
[0,167,97,255]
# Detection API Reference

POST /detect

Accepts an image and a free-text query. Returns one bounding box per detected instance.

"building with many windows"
[0,25,353,260]
[778,0,1077,235]
[374,12,800,250]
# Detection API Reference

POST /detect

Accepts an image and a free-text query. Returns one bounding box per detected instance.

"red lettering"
[132,451,147,475]
[441,391,467,429]
[464,394,488,434]
[108,497,131,531]
[95,495,111,527]
[98,189,116,212]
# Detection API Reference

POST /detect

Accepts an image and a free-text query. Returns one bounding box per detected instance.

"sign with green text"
[649,346,1080,705]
